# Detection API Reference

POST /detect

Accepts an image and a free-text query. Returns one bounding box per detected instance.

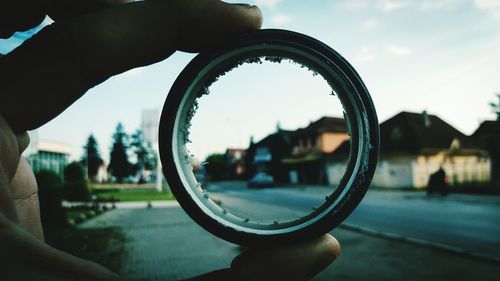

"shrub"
[64,161,85,182]
[35,170,66,227]
[63,162,91,202]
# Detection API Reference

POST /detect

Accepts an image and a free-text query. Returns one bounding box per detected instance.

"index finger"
[0,0,262,133]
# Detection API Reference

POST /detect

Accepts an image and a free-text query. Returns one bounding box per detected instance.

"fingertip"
[230,235,341,281]
[316,234,340,269]
[250,5,264,30]
[231,3,263,31]
[323,234,341,258]
[173,0,264,52]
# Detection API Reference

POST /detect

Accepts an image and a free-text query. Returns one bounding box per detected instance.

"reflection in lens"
[185,58,351,225]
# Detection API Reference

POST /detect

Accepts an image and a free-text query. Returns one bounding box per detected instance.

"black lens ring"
[159,29,379,247]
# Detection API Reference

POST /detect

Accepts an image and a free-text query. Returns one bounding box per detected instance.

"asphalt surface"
[207,181,500,261]
[81,202,500,281]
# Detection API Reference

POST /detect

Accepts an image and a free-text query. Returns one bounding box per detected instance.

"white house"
[326,111,491,189]
[23,131,72,177]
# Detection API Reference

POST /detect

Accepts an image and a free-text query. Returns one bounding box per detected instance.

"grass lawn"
[94,188,175,202]
[90,183,170,190]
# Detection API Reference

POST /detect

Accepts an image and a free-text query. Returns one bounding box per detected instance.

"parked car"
[248,172,274,188]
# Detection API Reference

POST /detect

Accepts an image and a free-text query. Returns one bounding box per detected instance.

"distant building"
[140,108,164,188]
[225,148,247,179]
[283,116,349,184]
[245,129,296,183]
[23,131,72,177]
[245,117,349,185]
[94,161,109,183]
[327,111,491,188]
[472,120,500,182]
[291,117,349,156]
[141,108,160,144]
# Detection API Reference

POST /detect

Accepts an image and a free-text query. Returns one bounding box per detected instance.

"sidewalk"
[368,189,500,206]
[80,204,500,281]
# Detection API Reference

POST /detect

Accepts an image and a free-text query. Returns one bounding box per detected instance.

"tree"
[63,162,91,202]
[36,170,66,227]
[490,93,500,120]
[204,153,226,181]
[64,161,85,182]
[108,123,131,183]
[81,134,104,181]
[130,130,157,183]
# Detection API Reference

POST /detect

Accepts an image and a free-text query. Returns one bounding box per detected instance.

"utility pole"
[155,142,162,192]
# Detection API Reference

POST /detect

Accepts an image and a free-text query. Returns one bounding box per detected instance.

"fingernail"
[235,3,256,9]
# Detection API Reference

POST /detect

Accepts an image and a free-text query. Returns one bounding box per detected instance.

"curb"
[63,200,180,209]
[339,223,500,265]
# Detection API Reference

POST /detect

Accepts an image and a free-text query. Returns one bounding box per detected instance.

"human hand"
[1,1,339,280]
[0,115,31,222]
[186,234,340,281]
[1,0,263,132]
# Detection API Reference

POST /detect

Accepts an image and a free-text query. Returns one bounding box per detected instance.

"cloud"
[271,14,292,25]
[385,45,413,56]
[341,0,371,10]
[377,0,411,11]
[420,0,459,11]
[474,0,500,19]
[356,47,377,61]
[362,18,381,30]
[255,0,283,9]
[341,0,411,12]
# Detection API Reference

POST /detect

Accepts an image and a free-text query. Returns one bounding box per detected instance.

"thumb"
[172,1,263,52]
[231,234,341,281]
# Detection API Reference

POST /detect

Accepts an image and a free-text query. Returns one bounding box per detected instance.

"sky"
[1,0,499,162]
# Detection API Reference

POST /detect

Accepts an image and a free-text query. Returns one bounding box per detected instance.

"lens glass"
[182,56,352,227]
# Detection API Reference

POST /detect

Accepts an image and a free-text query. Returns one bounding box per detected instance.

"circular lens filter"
[159,29,379,247]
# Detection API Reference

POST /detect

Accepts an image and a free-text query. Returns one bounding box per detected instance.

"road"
[207,181,500,261]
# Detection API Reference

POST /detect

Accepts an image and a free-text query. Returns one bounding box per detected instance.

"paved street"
[207,181,500,261]
[81,200,500,281]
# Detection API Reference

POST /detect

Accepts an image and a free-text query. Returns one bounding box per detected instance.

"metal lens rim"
[170,42,366,235]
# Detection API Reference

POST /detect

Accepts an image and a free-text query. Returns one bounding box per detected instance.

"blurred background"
[1,0,499,280]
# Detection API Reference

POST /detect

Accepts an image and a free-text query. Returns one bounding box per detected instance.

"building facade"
[224,148,247,179]
[283,117,349,185]
[141,108,160,144]
[140,108,164,190]
[327,111,491,188]
[24,131,72,177]
[245,129,296,183]
[472,120,499,182]
[245,117,349,185]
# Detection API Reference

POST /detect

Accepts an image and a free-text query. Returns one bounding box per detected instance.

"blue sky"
[1,0,499,161]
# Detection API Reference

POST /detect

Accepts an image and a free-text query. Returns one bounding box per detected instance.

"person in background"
[427,167,448,196]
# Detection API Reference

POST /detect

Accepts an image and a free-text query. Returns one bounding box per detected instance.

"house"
[282,116,349,184]
[327,111,490,189]
[472,120,499,182]
[245,129,296,183]
[23,131,72,177]
[224,148,247,179]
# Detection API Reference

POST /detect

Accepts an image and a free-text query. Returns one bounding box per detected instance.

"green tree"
[143,142,157,171]
[490,93,500,120]
[81,134,104,181]
[204,153,226,181]
[63,162,91,202]
[64,161,85,182]
[109,123,131,183]
[130,130,157,183]
[35,170,66,227]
